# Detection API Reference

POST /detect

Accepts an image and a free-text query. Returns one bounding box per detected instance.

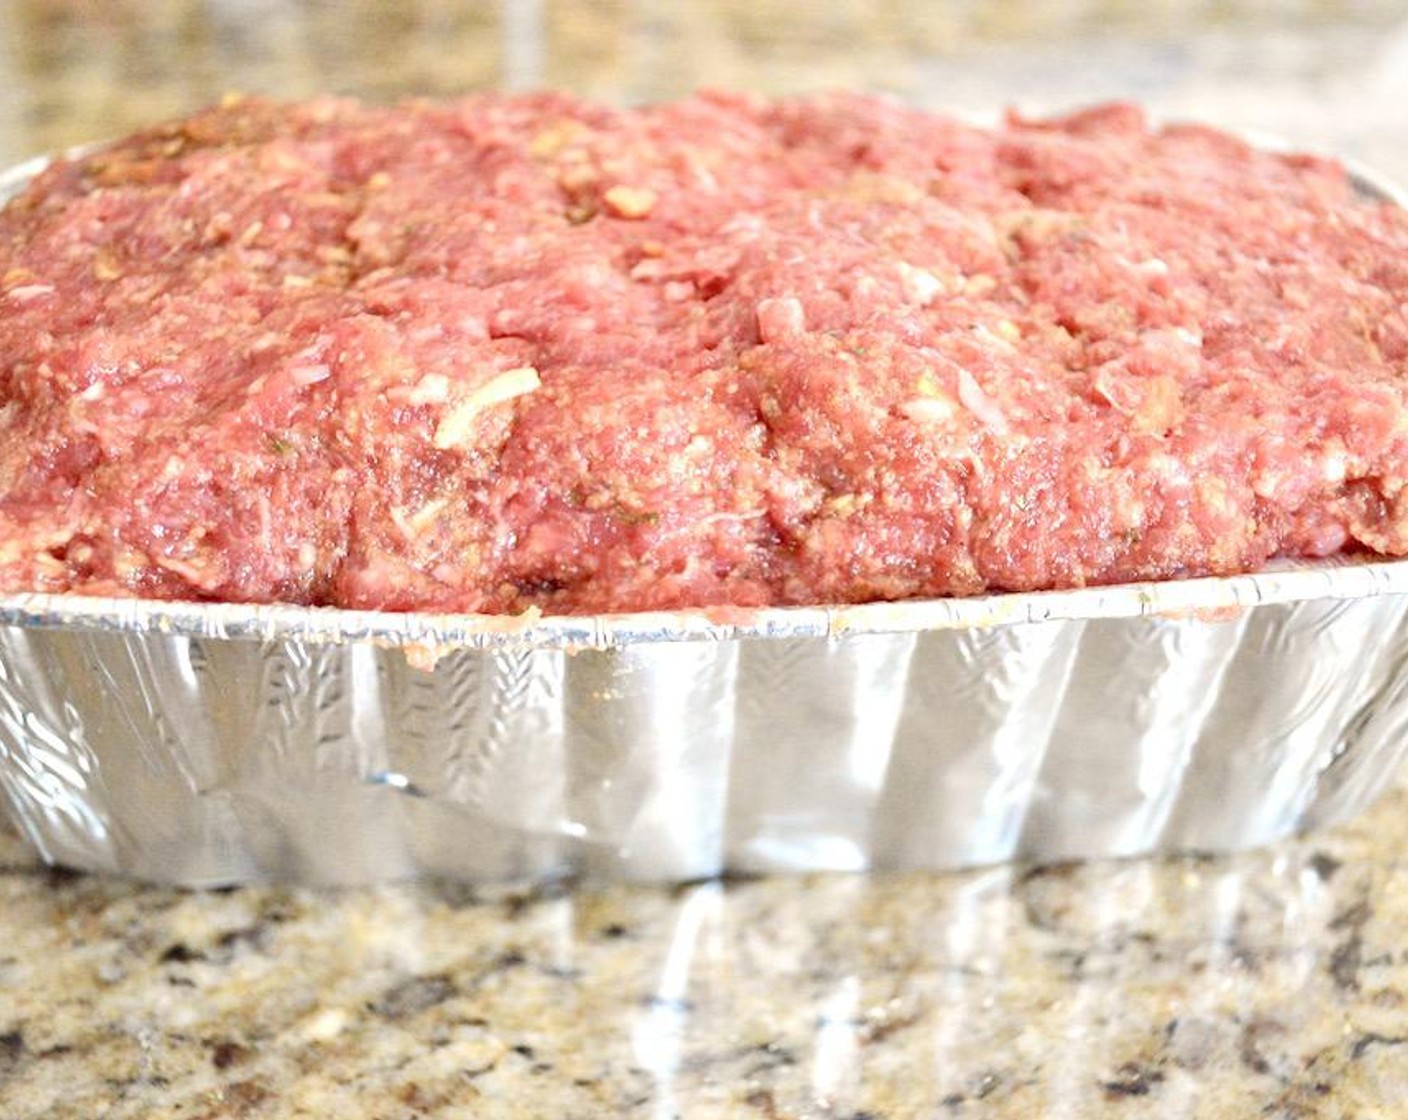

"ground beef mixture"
[2,92,1408,615]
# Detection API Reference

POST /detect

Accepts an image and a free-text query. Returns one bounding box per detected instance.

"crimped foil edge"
[0,555,1406,652]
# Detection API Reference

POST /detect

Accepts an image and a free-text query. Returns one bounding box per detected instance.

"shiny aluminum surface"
[3,558,1408,885]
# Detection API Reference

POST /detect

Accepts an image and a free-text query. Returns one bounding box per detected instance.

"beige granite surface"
[5,781,1408,1119]
[5,2,1408,1116]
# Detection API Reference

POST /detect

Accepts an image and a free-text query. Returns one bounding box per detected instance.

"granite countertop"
[5,2,1408,1116]
[5,781,1408,1119]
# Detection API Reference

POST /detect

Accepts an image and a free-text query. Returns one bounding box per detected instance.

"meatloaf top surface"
[2,92,1408,615]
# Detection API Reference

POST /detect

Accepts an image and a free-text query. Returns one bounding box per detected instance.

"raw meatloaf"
[2,92,1408,615]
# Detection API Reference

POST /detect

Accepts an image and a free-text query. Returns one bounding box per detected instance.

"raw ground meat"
[2,91,1408,615]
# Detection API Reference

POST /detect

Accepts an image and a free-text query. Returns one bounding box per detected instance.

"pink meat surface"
[2,92,1408,615]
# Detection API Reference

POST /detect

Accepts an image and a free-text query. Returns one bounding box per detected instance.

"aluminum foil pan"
[3,141,1408,886]
[3,558,1408,886]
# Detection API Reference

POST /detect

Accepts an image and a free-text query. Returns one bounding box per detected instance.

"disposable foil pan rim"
[2,556,1406,652]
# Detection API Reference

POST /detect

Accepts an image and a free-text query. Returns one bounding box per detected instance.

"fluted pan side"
[3,569,1407,884]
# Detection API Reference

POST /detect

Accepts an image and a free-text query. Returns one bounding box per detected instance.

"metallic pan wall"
[2,559,1407,885]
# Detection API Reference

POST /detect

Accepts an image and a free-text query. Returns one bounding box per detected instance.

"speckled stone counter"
[5,2,1408,1117]
[6,779,1408,1119]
